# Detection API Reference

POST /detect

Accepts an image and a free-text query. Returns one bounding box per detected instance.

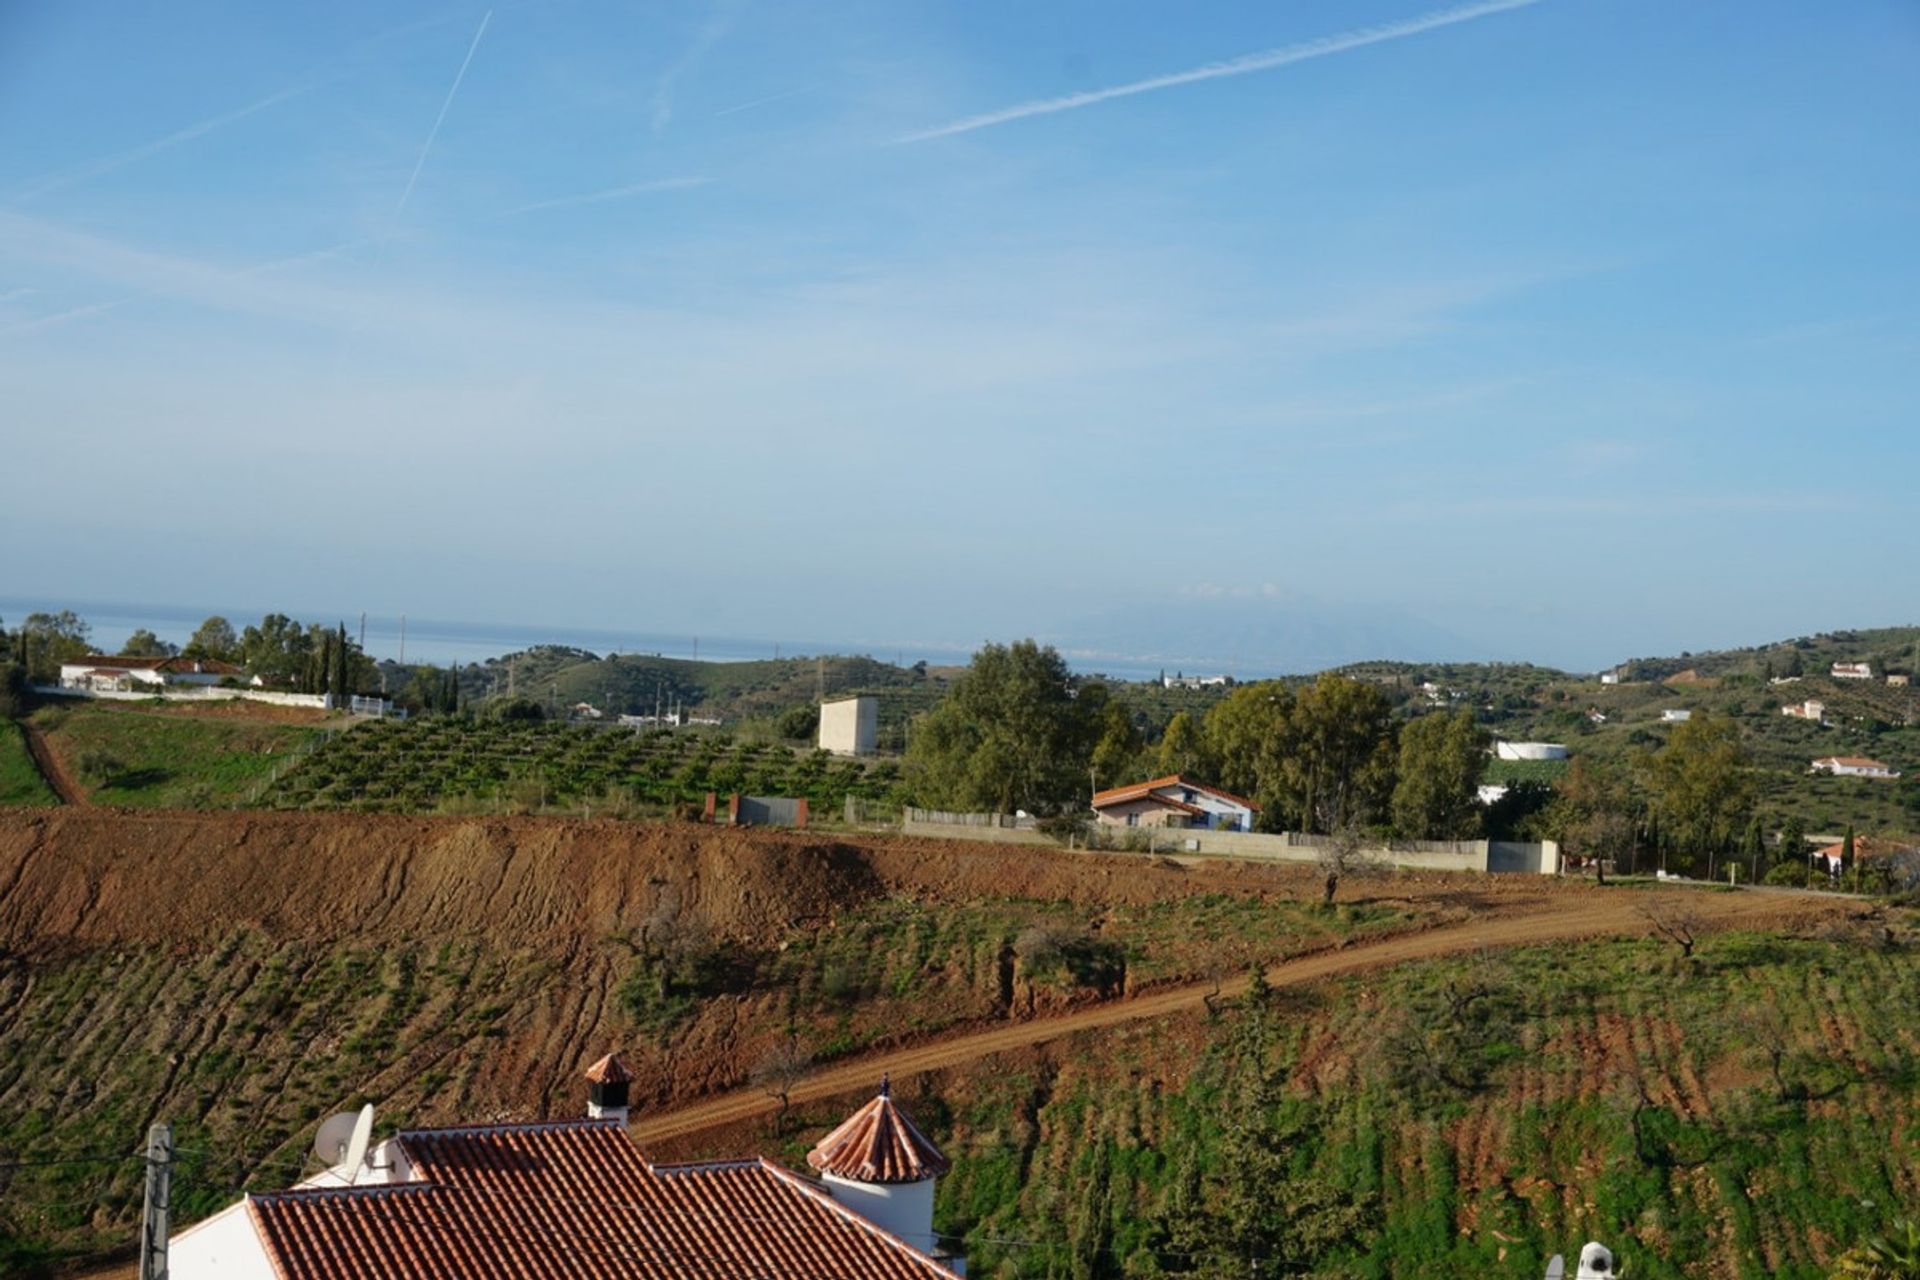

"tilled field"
[0,808,1860,1274]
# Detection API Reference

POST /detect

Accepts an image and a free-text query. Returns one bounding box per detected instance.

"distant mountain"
[1050,591,1491,680]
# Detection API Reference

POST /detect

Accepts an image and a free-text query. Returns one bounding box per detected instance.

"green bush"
[1763,861,1810,887]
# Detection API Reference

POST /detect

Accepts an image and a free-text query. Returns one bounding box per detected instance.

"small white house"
[58,654,242,692]
[1599,670,1622,685]
[1811,755,1900,780]
[1661,709,1692,723]
[1091,775,1258,831]
[818,695,879,755]
[1832,662,1873,680]
[1782,699,1826,722]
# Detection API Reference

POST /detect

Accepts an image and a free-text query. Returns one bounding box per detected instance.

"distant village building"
[1660,709,1692,723]
[1890,673,1911,687]
[1807,835,1914,876]
[1810,755,1900,780]
[1781,698,1826,722]
[569,701,604,720]
[1091,775,1257,831]
[1162,673,1230,690]
[1493,741,1570,761]
[1832,661,1873,680]
[1599,669,1623,685]
[819,695,879,755]
[58,654,242,693]
[168,1059,963,1280]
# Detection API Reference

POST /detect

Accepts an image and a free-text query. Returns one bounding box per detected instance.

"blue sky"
[2,0,1916,674]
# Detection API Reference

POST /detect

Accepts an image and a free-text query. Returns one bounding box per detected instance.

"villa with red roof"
[58,654,242,693]
[168,1056,963,1279]
[1090,774,1258,831]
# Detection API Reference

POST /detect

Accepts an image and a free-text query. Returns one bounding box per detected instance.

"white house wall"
[168,1199,280,1280]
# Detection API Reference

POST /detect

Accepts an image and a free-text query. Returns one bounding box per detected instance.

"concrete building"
[818,695,879,755]
[1493,741,1570,761]
[1782,698,1826,722]
[1661,709,1693,723]
[1091,775,1258,831]
[168,1057,963,1280]
[1832,662,1874,680]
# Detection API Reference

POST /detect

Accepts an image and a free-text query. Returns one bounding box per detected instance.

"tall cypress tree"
[331,624,350,703]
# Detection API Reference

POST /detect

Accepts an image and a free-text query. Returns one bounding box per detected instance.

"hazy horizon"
[5,2,1916,671]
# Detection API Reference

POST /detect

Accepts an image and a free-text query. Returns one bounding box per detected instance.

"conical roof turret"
[807,1078,950,1184]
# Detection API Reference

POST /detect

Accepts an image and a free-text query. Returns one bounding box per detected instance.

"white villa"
[58,654,243,692]
[1091,774,1258,831]
[1832,662,1873,680]
[1782,698,1826,722]
[1810,755,1900,780]
[168,1056,963,1280]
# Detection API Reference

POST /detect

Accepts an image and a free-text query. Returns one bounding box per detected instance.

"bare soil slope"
[0,809,1855,1274]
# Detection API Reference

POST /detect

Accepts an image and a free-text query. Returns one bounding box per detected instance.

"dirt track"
[20,721,85,805]
[626,882,1843,1146]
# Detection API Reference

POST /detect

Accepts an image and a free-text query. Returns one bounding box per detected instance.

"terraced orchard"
[273,718,903,814]
[773,931,1920,1280]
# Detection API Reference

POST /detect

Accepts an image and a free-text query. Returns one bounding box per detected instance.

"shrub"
[1764,861,1811,888]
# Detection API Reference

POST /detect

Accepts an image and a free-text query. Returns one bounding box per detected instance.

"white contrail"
[394,9,493,218]
[497,176,712,218]
[895,0,1542,144]
[7,82,318,204]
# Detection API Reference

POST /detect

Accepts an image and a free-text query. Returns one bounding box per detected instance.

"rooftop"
[807,1083,951,1185]
[1090,774,1259,811]
[246,1119,954,1280]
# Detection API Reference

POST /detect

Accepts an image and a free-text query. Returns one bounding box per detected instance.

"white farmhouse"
[1661,709,1692,723]
[1781,699,1826,722]
[169,1057,964,1280]
[819,695,879,755]
[58,654,243,692]
[1091,775,1258,831]
[1832,662,1873,680]
[1810,755,1901,780]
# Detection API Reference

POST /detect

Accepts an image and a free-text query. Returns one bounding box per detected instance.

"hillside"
[0,809,1878,1277]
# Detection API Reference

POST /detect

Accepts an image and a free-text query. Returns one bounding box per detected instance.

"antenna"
[342,1104,375,1176]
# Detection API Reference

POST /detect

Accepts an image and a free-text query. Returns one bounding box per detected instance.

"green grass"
[0,721,57,805]
[920,925,1920,1279]
[30,703,322,808]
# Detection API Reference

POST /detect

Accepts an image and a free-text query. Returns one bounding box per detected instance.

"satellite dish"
[342,1104,375,1178]
[313,1112,361,1166]
[1545,1255,1565,1280]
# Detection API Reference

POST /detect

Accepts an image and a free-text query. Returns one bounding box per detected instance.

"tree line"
[905,639,1777,864]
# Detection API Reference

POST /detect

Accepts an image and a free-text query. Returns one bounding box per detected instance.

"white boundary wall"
[36,685,331,709]
[899,812,1559,875]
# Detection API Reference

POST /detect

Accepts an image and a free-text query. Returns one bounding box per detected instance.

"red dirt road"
[628,882,1844,1147]
[21,720,86,805]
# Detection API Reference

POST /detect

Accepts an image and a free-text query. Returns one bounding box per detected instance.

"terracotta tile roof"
[1090,774,1259,811]
[246,1120,954,1280]
[584,1052,632,1084]
[807,1087,951,1184]
[1814,756,1894,770]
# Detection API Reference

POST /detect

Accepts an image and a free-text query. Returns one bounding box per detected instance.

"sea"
[0,596,1169,682]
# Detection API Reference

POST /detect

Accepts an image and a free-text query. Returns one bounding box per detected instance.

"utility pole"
[139,1122,172,1280]
[358,611,367,650]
